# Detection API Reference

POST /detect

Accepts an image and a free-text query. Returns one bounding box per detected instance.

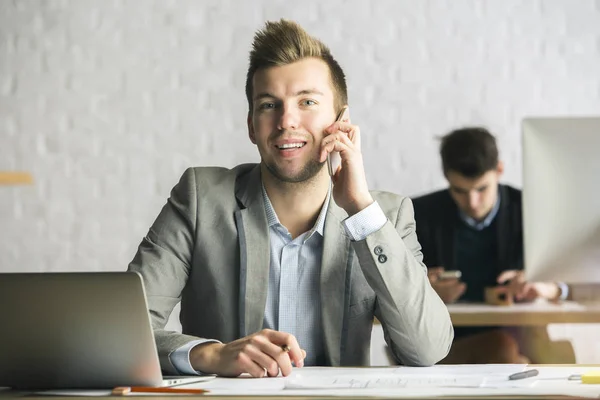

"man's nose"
[468,192,479,209]
[277,106,300,131]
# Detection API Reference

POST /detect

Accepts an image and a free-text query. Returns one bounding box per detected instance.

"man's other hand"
[496,270,560,302]
[189,329,306,378]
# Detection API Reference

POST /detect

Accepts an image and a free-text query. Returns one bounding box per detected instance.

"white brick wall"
[1,0,600,362]
[3,0,600,273]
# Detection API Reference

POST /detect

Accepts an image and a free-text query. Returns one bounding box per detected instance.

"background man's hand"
[496,270,560,302]
[427,267,467,304]
[189,329,306,378]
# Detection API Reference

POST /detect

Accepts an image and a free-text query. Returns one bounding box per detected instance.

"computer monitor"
[523,116,600,284]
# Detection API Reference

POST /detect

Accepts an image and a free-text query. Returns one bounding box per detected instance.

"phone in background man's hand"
[438,270,462,280]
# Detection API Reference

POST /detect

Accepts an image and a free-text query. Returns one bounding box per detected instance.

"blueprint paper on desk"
[175,366,600,398]
[283,365,527,390]
[394,363,527,376]
[285,374,483,389]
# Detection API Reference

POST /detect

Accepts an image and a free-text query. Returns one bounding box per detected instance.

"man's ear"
[247,113,256,144]
[496,160,505,177]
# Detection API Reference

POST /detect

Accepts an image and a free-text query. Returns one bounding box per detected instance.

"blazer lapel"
[320,199,350,366]
[235,165,270,337]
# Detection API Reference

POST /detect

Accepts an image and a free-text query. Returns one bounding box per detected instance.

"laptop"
[0,272,212,389]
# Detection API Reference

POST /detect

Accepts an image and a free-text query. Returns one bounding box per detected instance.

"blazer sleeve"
[350,196,453,366]
[127,168,206,374]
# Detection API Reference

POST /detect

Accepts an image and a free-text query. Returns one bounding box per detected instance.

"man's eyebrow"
[253,92,276,102]
[294,89,324,96]
[253,89,325,101]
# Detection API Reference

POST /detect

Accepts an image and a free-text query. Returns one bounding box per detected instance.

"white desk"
[10,365,600,399]
[447,300,600,326]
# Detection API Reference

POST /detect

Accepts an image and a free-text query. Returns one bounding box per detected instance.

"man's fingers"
[261,330,303,374]
[450,283,467,302]
[427,267,444,283]
[282,343,304,372]
[497,269,519,284]
[322,131,354,149]
[515,283,534,301]
[428,267,445,275]
[327,121,361,145]
[320,134,352,163]
[261,343,294,375]
[243,344,280,377]
[494,285,509,293]
[237,351,270,378]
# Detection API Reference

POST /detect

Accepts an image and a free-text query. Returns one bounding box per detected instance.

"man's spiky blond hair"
[245,19,348,113]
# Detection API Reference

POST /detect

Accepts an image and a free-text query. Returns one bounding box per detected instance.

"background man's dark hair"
[440,127,499,178]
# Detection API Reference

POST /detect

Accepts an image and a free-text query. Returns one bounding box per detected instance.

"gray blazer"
[128,164,453,374]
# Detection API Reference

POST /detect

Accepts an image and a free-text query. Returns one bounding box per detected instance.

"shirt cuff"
[170,339,220,375]
[342,201,387,241]
[557,281,569,301]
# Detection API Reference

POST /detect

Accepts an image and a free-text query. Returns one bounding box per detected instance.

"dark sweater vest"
[454,218,500,338]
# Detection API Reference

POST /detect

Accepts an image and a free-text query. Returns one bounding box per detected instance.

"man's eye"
[259,103,275,110]
[301,99,317,106]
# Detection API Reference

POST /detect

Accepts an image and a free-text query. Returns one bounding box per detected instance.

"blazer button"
[378,254,388,263]
[374,245,384,255]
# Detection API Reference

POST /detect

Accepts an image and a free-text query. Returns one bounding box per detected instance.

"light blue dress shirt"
[260,185,328,366]
[457,188,568,301]
[170,185,387,374]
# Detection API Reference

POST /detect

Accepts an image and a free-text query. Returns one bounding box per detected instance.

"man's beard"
[264,158,325,183]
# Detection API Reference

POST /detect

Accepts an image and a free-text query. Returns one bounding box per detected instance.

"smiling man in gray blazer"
[128,19,452,378]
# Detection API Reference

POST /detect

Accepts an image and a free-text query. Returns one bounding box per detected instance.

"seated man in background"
[412,127,569,364]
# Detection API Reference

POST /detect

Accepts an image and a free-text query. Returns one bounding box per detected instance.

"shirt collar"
[261,183,330,238]
[458,187,501,231]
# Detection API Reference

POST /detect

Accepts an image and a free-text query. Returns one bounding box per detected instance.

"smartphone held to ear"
[327,106,348,177]
[438,270,462,280]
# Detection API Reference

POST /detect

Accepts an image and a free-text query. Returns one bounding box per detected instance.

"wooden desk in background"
[372,300,600,364]
[373,301,600,326]
[447,300,600,326]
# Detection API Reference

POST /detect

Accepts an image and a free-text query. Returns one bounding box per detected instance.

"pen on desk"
[111,386,209,395]
[509,369,539,380]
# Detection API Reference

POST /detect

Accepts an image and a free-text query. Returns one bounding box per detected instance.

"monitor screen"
[522,117,600,284]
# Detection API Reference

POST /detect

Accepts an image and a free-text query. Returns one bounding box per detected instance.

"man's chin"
[264,162,324,184]
[468,212,486,221]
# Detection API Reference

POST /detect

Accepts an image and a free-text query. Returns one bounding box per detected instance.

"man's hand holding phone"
[320,106,374,216]
[326,107,347,177]
[427,267,466,304]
